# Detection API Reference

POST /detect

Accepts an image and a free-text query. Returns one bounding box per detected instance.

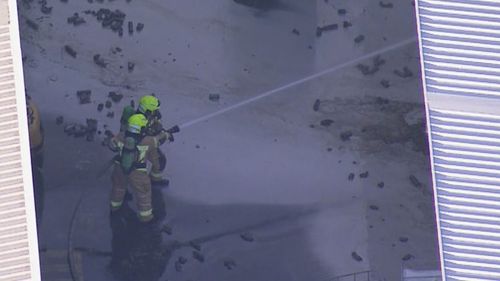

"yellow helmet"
[138,95,160,115]
[127,114,148,134]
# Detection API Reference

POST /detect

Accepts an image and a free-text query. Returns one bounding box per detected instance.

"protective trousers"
[110,164,153,222]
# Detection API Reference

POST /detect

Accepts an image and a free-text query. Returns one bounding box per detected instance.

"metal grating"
[0,0,41,280]
[415,0,500,280]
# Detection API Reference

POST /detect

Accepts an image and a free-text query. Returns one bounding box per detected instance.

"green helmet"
[127,114,148,134]
[138,95,160,115]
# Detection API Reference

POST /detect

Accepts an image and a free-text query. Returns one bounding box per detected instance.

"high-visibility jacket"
[27,98,43,150]
[110,132,166,178]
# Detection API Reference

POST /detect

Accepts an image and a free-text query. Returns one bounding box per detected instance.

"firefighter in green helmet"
[109,114,172,222]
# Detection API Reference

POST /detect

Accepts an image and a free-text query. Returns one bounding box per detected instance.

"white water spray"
[180,36,418,129]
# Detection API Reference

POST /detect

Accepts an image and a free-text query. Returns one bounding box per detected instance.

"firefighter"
[26,95,44,228]
[118,95,169,187]
[109,114,172,222]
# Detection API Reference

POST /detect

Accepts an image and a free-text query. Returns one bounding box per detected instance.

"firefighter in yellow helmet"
[109,114,172,222]
[119,95,170,186]
[26,95,44,228]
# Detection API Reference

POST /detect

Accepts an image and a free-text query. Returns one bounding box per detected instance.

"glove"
[158,131,173,145]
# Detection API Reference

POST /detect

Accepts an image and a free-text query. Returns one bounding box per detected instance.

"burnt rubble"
[340,131,353,141]
[313,99,321,111]
[409,175,422,188]
[343,21,352,28]
[209,94,220,102]
[136,22,145,32]
[354,35,365,44]
[351,251,363,262]
[83,8,127,36]
[108,92,123,103]
[67,13,86,26]
[127,62,135,73]
[240,232,254,242]
[76,90,92,104]
[320,119,334,127]
[380,79,390,88]
[26,19,39,31]
[93,54,107,68]
[394,66,413,78]
[379,1,394,8]
[192,251,205,263]
[224,259,237,270]
[64,45,77,58]
[316,23,338,37]
[356,55,386,75]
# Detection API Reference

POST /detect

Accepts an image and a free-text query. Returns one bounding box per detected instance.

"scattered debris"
[190,241,202,251]
[399,237,409,243]
[356,55,385,75]
[402,254,414,261]
[380,79,390,88]
[108,92,123,103]
[379,1,394,8]
[161,224,173,235]
[343,21,352,28]
[97,103,104,112]
[320,119,334,127]
[41,4,52,14]
[128,21,134,35]
[93,54,107,68]
[240,232,254,242]
[88,8,127,35]
[316,24,338,37]
[409,175,422,188]
[394,66,413,78]
[351,251,363,262]
[136,22,144,32]
[64,45,77,58]
[76,90,92,104]
[313,99,321,111]
[340,131,353,141]
[64,123,88,138]
[56,116,64,125]
[224,259,237,270]
[209,94,220,102]
[192,251,205,263]
[178,256,188,265]
[127,62,135,73]
[369,205,379,211]
[377,182,385,188]
[354,35,365,44]
[105,100,112,109]
[292,28,300,35]
[359,171,369,178]
[348,173,355,181]
[67,13,86,26]
[26,19,39,31]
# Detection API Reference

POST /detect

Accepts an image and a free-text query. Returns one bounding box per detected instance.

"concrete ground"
[18,0,439,280]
